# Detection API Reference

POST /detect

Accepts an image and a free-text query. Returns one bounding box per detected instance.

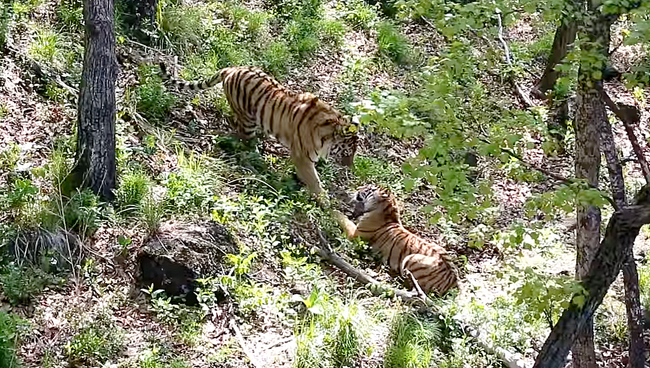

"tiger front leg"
[291,152,325,196]
[332,210,358,239]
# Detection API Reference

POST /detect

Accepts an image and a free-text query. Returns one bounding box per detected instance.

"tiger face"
[330,116,360,167]
[350,184,397,220]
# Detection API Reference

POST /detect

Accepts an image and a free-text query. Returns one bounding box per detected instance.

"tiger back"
[336,185,458,295]
[159,63,359,195]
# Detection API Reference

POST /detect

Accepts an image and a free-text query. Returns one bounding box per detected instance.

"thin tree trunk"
[533,186,650,368]
[571,5,613,366]
[73,0,117,200]
[534,21,577,97]
[598,91,646,368]
[572,81,602,368]
[599,104,645,368]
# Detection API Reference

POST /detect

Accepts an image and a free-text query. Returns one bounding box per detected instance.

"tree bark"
[572,81,601,368]
[599,107,646,368]
[73,0,117,200]
[571,4,611,367]
[534,21,577,96]
[532,187,650,368]
[598,93,646,368]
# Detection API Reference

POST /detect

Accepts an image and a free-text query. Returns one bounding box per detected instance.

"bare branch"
[601,90,650,183]
[495,11,535,108]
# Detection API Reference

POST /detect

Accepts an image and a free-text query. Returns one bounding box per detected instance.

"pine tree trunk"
[73,0,117,200]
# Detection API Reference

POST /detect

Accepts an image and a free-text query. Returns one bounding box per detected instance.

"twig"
[495,11,535,108]
[260,336,295,352]
[312,230,527,368]
[601,90,650,183]
[124,38,166,55]
[230,319,263,368]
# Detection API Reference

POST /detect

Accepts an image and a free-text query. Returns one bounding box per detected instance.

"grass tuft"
[384,311,442,368]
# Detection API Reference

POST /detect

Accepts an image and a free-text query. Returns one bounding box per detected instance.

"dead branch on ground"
[230,318,263,368]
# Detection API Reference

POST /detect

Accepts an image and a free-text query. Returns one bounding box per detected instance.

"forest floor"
[1,0,650,367]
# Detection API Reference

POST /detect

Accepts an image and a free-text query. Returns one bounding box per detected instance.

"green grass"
[136,65,177,125]
[338,0,379,30]
[159,3,214,53]
[0,311,27,368]
[352,155,404,192]
[29,28,62,65]
[638,260,650,311]
[65,313,125,365]
[0,264,61,305]
[294,287,373,368]
[56,0,84,32]
[161,150,224,216]
[384,311,442,368]
[116,170,152,211]
[376,21,411,65]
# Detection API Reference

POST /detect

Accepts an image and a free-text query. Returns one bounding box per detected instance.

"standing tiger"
[159,63,359,196]
[335,185,458,295]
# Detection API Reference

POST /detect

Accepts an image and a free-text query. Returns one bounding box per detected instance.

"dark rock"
[137,220,237,305]
[139,254,199,305]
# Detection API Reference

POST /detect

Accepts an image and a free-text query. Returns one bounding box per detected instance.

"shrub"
[262,41,293,77]
[0,264,60,305]
[376,21,411,65]
[64,188,102,237]
[65,313,125,365]
[162,152,223,216]
[136,65,176,125]
[158,4,213,52]
[57,0,84,32]
[318,19,347,48]
[339,0,379,30]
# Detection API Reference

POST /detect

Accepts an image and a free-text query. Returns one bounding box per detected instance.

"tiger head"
[330,116,360,167]
[350,185,400,224]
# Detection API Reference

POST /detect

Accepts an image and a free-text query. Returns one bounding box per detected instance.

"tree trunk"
[599,104,646,368]
[73,0,117,200]
[622,250,646,368]
[534,21,577,96]
[572,80,601,368]
[532,186,650,368]
[571,5,613,367]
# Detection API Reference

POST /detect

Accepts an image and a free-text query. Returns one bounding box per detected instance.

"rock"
[137,220,237,305]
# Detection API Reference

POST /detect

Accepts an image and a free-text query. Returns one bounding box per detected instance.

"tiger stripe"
[338,185,458,295]
[159,62,359,195]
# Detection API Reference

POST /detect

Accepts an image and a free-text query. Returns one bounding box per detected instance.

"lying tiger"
[159,63,359,196]
[335,185,458,295]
